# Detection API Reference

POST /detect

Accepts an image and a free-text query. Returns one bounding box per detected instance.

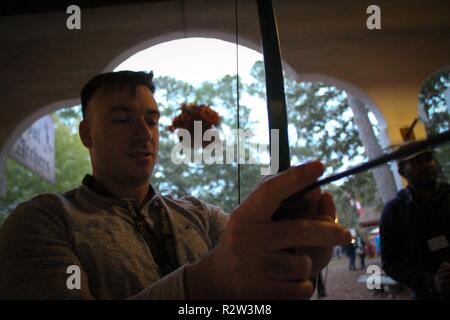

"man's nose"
[135,118,152,140]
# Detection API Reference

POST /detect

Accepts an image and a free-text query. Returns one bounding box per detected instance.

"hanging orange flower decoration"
[168,103,221,149]
[168,103,221,132]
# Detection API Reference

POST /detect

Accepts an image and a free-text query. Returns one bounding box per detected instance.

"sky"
[115,38,262,86]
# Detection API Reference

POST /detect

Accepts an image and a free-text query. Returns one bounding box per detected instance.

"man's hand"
[295,192,339,277]
[433,262,450,294]
[185,161,351,299]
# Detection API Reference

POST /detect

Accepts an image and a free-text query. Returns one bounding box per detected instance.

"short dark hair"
[81,70,155,119]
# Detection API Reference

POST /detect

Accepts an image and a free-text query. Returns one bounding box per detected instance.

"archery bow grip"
[271,192,310,221]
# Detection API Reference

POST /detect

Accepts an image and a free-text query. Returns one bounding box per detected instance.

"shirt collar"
[405,183,449,205]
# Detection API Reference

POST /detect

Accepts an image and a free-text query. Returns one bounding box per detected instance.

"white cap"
[396,141,433,163]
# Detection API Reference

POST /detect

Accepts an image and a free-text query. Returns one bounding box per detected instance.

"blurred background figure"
[333,245,342,259]
[346,239,357,271]
[356,235,366,270]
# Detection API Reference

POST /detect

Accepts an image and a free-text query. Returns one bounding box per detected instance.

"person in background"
[375,234,381,257]
[334,245,342,259]
[356,235,366,270]
[346,240,357,271]
[380,142,450,300]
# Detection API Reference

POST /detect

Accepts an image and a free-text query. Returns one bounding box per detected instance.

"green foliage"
[419,70,450,179]
[1,106,91,217]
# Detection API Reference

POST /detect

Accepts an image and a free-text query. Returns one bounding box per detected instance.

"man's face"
[400,152,438,189]
[81,85,160,187]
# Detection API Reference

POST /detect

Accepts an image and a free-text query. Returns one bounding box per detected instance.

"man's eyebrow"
[146,109,160,118]
[107,105,133,116]
[106,105,160,118]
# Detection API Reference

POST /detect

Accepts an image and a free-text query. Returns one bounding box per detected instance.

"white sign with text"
[10,115,55,184]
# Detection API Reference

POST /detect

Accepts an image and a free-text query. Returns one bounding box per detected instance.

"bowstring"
[235,0,241,204]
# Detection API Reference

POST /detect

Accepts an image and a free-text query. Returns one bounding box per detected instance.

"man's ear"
[79,120,93,148]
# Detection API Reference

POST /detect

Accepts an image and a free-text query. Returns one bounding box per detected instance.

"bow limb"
[257,0,309,221]
[257,0,290,173]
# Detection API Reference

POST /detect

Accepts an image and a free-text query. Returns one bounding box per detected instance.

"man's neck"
[91,172,151,210]
[409,184,438,205]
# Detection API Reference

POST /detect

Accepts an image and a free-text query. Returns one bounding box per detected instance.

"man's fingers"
[262,253,312,280]
[301,187,322,218]
[436,270,450,280]
[265,219,352,251]
[438,264,450,272]
[436,264,450,281]
[316,192,336,221]
[297,246,333,276]
[254,279,315,299]
[255,174,274,188]
[436,279,450,293]
[238,161,325,222]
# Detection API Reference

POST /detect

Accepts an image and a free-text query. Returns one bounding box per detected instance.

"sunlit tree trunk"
[348,96,398,205]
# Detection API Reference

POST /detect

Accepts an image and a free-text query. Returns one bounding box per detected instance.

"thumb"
[236,161,325,222]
